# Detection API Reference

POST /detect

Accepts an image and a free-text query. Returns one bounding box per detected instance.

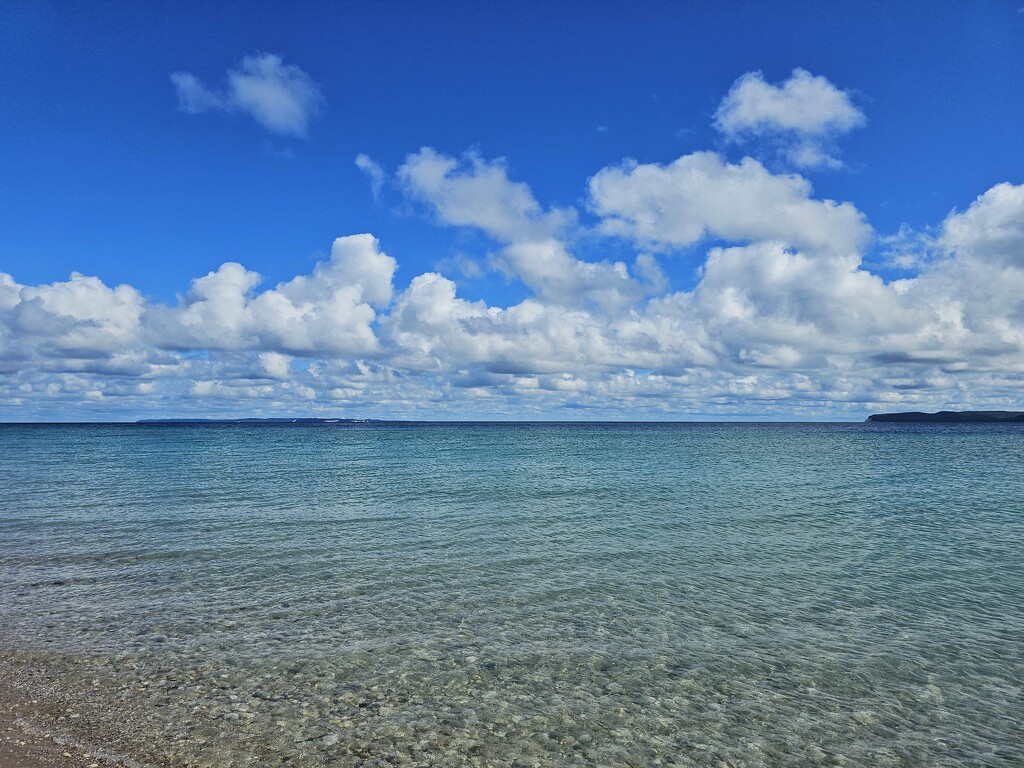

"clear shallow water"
[0,422,1021,767]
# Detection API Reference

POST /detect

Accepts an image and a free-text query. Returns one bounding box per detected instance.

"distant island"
[866,411,1024,423]
[136,417,377,424]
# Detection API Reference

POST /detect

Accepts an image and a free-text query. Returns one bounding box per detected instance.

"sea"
[0,422,1021,767]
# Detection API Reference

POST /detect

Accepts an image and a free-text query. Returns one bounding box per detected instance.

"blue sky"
[2,1,1023,420]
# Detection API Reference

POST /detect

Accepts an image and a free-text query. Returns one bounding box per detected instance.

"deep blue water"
[1,423,1021,767]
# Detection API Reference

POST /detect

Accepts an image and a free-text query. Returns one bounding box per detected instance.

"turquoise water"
[0,423,1021,767]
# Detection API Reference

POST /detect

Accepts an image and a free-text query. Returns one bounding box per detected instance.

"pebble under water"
[1,422,1022,767]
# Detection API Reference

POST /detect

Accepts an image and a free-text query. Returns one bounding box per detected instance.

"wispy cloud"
[171,53,324,139]
[355,154,387,201]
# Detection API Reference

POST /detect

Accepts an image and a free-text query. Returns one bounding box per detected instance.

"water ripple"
[1,422,1022,766]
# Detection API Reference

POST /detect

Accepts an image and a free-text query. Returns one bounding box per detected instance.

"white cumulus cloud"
[714,68,866,170]
[589,151,871,256]
[1,273,144,360]
[147,234,395,356]
[398,148,639,309]
[397,148,575,243]
[940,182,1024,266]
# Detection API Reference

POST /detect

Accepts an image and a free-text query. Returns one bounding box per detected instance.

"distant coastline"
[866,410,1024,423]
[3,414,1024,425]
[135,417,378,424]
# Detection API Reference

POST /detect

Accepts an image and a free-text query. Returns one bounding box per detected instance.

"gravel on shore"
[0,658,156,768]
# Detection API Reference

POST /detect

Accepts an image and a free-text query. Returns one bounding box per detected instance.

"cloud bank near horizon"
[3,69,1023,420]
